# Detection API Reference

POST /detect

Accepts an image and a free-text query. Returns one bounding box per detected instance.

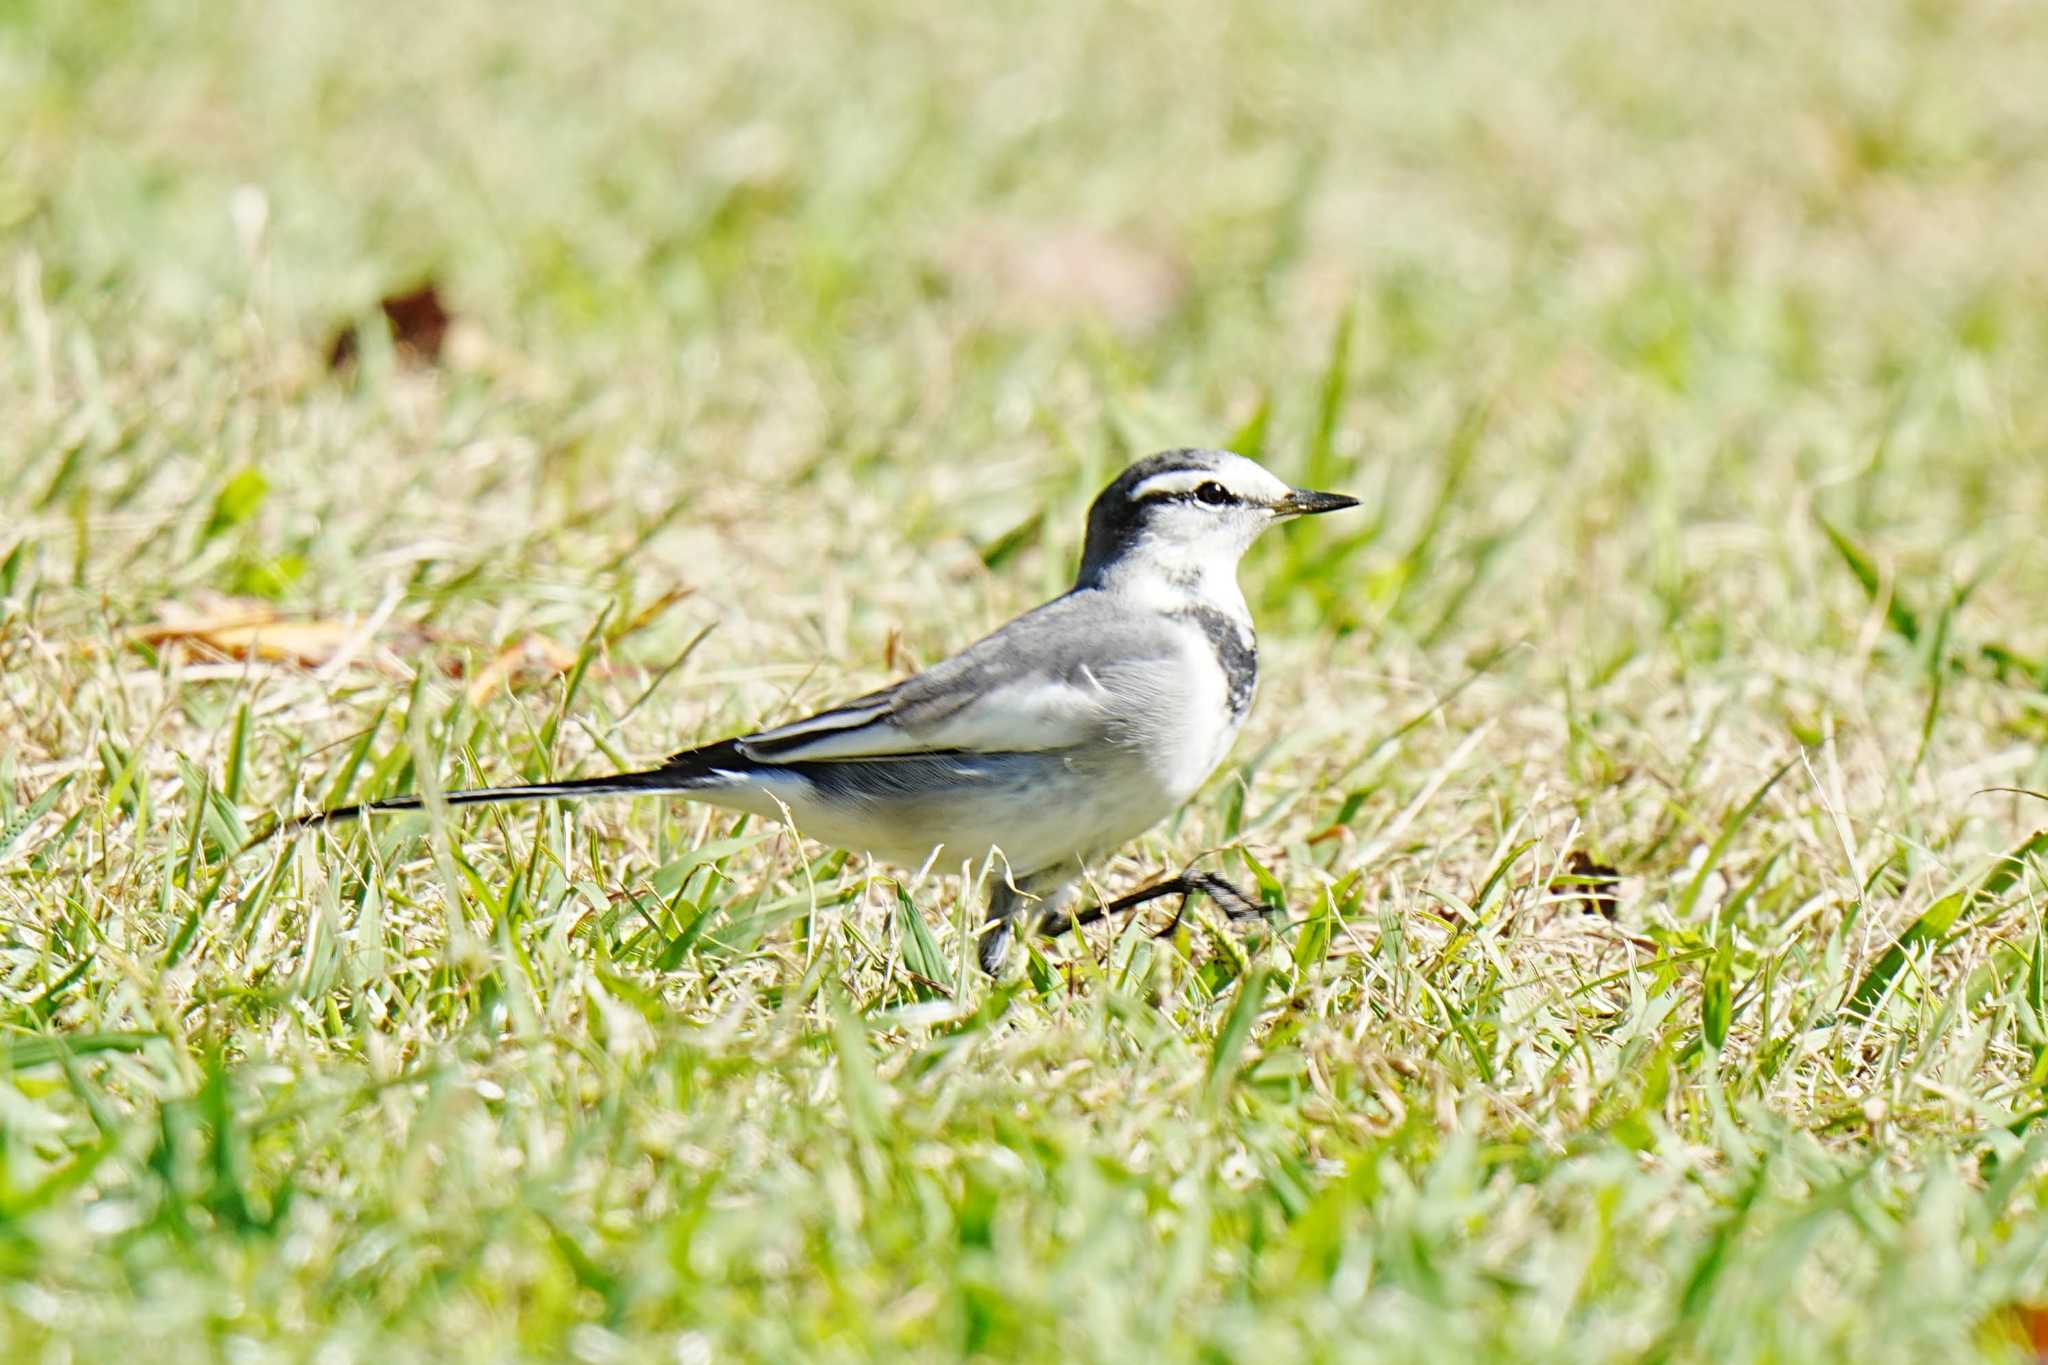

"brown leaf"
[464,633,581,707]
[327,280,454,370]
[1551,850,1621,919]
[134,600,371,668]
[325,320,359,371]
[1994,1303,2048,1361]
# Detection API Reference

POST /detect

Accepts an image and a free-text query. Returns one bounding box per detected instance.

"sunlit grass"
[4,0,2048,1359]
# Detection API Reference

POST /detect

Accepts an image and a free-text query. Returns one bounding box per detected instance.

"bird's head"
[1075,449,1358,595]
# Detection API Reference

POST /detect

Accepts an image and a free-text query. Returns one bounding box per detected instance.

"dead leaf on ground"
[1993,1302,2048,1361]
[328,280,454,370]
[1550,850,1622,919]
[463,633,582,707]
[133,599,392,669]
[939,222,1186,333]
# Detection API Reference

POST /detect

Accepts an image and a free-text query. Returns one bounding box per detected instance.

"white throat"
[1090,537,1252,620]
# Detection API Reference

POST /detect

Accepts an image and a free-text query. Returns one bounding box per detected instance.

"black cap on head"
[1077,449,1229,580]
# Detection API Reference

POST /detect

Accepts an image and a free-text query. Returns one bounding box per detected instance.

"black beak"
[1277,488,1360,517]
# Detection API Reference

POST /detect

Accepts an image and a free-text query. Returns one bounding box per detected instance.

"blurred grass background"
[4,0,2048,1359]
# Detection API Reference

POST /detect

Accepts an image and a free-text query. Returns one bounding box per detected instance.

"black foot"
[1038,873,1276,943]
[977,920,1014,977]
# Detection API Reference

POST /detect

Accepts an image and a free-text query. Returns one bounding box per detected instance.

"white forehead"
[1129,453,1292,503]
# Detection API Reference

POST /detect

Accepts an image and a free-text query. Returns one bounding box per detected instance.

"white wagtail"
[263,449,1358,974]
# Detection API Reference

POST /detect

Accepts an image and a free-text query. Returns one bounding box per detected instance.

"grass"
[4,0,2048,1358]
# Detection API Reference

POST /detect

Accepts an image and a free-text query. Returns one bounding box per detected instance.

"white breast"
[1095,620,1247,805]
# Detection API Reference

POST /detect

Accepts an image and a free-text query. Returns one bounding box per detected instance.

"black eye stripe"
[1137,482,1240,507]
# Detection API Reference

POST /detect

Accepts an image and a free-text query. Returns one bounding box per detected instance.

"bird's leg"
[978,876,1078,977]
[1039,872,1276,942]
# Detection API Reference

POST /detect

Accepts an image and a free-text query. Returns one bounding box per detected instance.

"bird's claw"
[1036,871,1279,943]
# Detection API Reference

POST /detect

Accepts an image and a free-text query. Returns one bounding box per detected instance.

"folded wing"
[700,592,1174,765]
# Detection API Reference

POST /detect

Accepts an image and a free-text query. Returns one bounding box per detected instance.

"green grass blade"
[1205,966,1270,1108]
[892,883,954,996]
[1674,757,1797,922]
[1304,305,1353,492]
[2,1031,160,1070]
[1844,828,2048,1020]
[1817,516,1919,645]
[0,774,73,863]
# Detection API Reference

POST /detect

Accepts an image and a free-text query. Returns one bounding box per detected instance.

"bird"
[259,449,1358,974]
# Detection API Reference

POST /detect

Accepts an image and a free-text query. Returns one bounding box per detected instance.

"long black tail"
[246,743,745,849]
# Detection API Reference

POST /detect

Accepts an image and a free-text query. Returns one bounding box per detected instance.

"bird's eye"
[1194,481,1233,506]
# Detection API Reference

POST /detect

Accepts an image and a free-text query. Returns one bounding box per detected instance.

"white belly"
[705,752,1188,878]
[687,610,1251,878]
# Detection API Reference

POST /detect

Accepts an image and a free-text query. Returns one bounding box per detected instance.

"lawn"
[5,0,2048,1359]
